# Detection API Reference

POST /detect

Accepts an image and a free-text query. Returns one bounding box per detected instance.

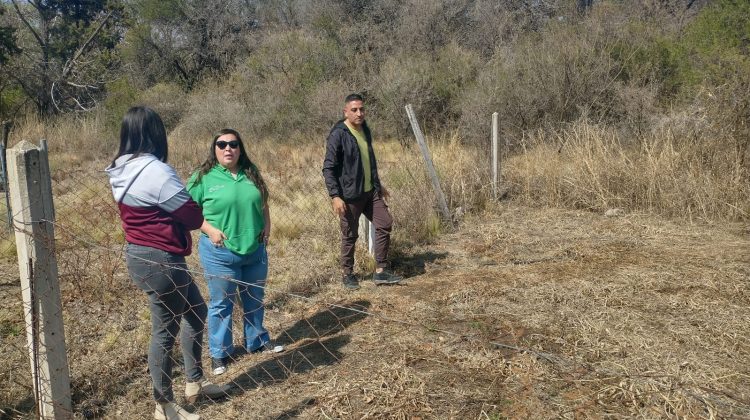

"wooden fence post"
[404,104,452,224]
[7,140,72,419]
[492,112,499,199]
[1,121,12,229]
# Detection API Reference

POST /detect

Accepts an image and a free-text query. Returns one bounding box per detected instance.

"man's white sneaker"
[154,402,200,420]
[252,341,284,354]
[185,379,231,403]
[211,357,227,376]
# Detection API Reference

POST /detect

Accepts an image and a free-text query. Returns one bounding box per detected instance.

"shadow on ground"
[279,299,371,343]
[394,251,448,279]
[271,397,317,419]
[222,300,371,398]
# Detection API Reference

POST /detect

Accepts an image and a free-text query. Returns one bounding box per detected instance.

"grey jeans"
[126,243,207,402]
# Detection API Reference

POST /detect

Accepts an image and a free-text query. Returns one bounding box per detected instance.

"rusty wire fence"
[0,131,496,418]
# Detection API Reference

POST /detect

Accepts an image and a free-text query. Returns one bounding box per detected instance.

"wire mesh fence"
[0,132,495,418]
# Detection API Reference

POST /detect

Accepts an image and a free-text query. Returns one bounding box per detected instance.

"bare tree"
[3,0,124,115]
[125,0,257,90]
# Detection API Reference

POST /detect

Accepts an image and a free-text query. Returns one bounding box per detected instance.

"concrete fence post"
[7,140,72,419]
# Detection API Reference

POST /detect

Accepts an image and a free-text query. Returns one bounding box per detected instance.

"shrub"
[102,78,139,134]
[103,80,187,136]
[372,43,480,141]
[137,83,188,132]
[232,30,346,140]
[459,23,617,144]
[169,80,247,168]
[698,71,750,185]
[458,3,682,145]
[677,0,750,94]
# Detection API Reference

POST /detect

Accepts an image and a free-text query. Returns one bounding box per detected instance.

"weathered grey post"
[7,140,72,419]
[405,104,452,224]
[492,112,499,199]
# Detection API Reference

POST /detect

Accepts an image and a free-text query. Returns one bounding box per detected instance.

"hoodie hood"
[105,154,158,203]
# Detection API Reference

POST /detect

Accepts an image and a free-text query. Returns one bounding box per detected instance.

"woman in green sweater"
[187,129,282,376]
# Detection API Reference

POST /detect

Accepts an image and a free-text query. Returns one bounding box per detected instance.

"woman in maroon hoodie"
[106,107,227,420]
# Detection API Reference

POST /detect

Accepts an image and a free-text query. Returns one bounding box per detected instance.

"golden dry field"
[2,1,750,418]
[0,121,748,418]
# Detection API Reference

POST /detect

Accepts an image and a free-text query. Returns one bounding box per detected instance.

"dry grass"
[3,192,749,418]
[504,120,750,222]
[15,203,741,419]
[1,115,749,418]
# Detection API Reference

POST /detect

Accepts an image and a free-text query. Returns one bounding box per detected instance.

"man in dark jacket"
[322,93,402,290]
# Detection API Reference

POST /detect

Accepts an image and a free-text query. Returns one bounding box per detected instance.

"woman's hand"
[258,223,271,246]
[261,204,271,246]
[202,222,227,247]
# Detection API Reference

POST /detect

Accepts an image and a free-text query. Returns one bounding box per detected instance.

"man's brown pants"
[338,190,392,275]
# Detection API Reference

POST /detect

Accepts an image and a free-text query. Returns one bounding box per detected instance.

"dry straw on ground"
[0,114,748,418]
[3,200,748,418]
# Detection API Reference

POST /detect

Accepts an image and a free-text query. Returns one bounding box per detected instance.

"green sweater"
[187,165,265,255]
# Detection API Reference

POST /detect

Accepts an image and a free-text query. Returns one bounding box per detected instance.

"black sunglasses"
[216,140,239,150]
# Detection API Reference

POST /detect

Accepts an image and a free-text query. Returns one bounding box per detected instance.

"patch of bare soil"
[3,204,749,419]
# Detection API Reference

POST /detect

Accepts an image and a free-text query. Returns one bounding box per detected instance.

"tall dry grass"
[2,114,491,295]
[5,113,113,171]
[504,119,750,222]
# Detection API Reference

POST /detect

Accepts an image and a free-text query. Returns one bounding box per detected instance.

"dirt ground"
[2,203,749,419]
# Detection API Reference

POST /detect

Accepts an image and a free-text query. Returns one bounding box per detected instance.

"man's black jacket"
[322,120,382,201]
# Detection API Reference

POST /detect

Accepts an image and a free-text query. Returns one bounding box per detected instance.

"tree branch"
[10,0,44,49]
[60,10,114,80]
[142,33,193,88]
[50,80,62,113]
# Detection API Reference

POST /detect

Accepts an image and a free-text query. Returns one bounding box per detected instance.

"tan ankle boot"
[185,379,231,403]
[154,402,200,420]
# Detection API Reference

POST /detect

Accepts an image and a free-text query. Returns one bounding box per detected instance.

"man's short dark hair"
[344,93,364,104]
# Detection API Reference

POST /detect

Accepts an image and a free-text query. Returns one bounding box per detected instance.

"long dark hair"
[195,128,269,202]
[110,106,168,167]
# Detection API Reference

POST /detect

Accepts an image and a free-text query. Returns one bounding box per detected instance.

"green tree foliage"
[0,6,21,65]
[0,6,23,119]
[678,0,750,91]
[5,0,748,147]
[2,0,125,115]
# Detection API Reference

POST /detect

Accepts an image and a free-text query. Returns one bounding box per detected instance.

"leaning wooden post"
[405,104,452,224]
[8,140,72,419]
[491,112,499,199]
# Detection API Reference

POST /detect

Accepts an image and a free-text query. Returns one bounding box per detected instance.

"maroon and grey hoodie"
[106,154,203,256]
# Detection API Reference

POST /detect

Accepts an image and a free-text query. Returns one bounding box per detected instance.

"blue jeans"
[125,244,207,402]
[198,235,270,359]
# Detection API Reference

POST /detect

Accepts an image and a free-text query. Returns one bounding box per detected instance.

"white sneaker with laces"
[265,343,284,353]
[254,342,284,354]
